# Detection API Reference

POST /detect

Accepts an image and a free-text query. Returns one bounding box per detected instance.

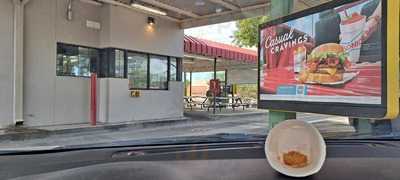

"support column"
[224,69,227,97]
[213,57,217,114]
[12,0,30,125]
[350,118,372,134]
[183,72,187,96]
[270,0,293,19]
[189,71,192,97]
[267,0,296,128]
[269,111,296,129]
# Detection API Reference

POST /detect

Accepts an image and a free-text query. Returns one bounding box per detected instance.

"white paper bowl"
[265,120,326,177]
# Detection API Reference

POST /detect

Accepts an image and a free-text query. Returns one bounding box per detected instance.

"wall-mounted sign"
[86,20,101,30]
[130,90,141,98]
[258,0,399,119]
[210,79,221,95]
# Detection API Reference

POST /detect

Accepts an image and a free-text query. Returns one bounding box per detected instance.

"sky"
[184,21,237,45]
[184,22,237,81]
[184,0,371,45]
[183,0,372,82]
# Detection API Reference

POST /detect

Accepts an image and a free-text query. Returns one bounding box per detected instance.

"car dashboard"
[2,140,400,180]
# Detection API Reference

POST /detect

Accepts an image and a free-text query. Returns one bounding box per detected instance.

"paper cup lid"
[265,120,326,177]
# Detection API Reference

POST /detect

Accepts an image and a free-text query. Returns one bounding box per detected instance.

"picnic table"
[209,96,250,111]
[184,96,250,111]
[184,96,208,110]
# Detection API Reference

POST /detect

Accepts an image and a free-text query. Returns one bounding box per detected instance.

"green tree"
[233,16,268,48]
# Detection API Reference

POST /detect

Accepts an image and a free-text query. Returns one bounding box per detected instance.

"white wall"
[101,4,184,57]
[55,77,90,124]
[23,0,95,126]
[24,0,57,126]
[0,0,15,128]
[98,79,183,123]
[100,3,111,48]
[56,0,102,47]
[22,0,184,126]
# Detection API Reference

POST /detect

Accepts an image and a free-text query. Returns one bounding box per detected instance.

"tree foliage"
[233,16,268,48]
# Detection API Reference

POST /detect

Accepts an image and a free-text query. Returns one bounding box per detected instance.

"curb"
[0,117,190,141]
[210,111,267,118]
[184,111,268,120]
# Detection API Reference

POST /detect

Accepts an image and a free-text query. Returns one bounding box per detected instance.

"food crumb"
[282,151,308,168]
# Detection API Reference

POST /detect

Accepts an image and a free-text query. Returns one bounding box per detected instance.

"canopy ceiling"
[91,0,332,28]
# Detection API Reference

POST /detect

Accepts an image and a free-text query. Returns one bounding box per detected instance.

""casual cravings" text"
[265,28,309,54]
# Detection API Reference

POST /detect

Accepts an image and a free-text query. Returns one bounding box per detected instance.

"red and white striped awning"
[184,35,258,64]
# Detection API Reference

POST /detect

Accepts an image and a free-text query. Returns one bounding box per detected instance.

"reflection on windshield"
[1,111,397,150]
[0,0,398,151]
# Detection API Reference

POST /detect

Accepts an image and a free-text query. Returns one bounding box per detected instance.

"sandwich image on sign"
[265,120,326,177]
[298,43,357,85]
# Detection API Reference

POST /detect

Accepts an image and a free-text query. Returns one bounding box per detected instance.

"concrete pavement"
[0,111,360,149]
[0,113,268,148]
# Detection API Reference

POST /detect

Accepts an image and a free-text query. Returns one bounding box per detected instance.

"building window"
[127,52,148,89]
[78,47,91,77]
[115,49,125,78]
[89,48,100,75]
[149,55,168,90]
[57,43,99,77]
[57,44,182,90]
[170,57,177,81]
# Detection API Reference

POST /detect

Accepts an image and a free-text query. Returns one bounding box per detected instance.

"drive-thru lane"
[0,113,353,149]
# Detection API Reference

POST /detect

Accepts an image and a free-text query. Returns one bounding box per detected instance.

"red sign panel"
[210,79,221,95]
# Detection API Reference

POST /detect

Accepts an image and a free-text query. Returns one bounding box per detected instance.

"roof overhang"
[184,35,257,63]
[82,0,333,29]
[183,54,257,72]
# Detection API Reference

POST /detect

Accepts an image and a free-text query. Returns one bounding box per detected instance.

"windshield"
[0,0,398,151]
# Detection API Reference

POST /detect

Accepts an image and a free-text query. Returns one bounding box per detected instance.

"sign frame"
[257,0,399,119]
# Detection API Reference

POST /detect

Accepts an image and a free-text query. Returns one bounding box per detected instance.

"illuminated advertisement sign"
[258,0,399,118]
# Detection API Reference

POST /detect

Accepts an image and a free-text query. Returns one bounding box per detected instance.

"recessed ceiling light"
[130,0,167,16]
[195,0,205,6]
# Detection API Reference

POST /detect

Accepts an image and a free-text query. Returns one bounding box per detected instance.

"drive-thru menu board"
[258,0,399,119]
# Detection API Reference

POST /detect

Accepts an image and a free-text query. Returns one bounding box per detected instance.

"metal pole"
[268,0,296,128]
[213,58,217,114]
[270,0,293,19]
[90,73,97,126]
[224,69,228,97]
[183,72,187,96]
[189,71,192,97]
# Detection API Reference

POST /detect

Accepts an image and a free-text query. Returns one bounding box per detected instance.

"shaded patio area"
[183,35,258,114]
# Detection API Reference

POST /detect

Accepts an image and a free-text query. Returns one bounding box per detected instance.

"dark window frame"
[127,51,149,90]
[148,54,169,90]
[168,57,171,82]
[57,42,100,78]
[114,49,125,78]
[169,57,181,81]
[117,48,181,91]
[57,43,182,90]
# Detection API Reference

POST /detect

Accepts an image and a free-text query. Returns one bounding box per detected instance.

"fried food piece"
[282,151,308,168]
[298,70,309,83]
[307,72,343,83]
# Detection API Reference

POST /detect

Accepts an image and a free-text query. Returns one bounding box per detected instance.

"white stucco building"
[0,0,268,128]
